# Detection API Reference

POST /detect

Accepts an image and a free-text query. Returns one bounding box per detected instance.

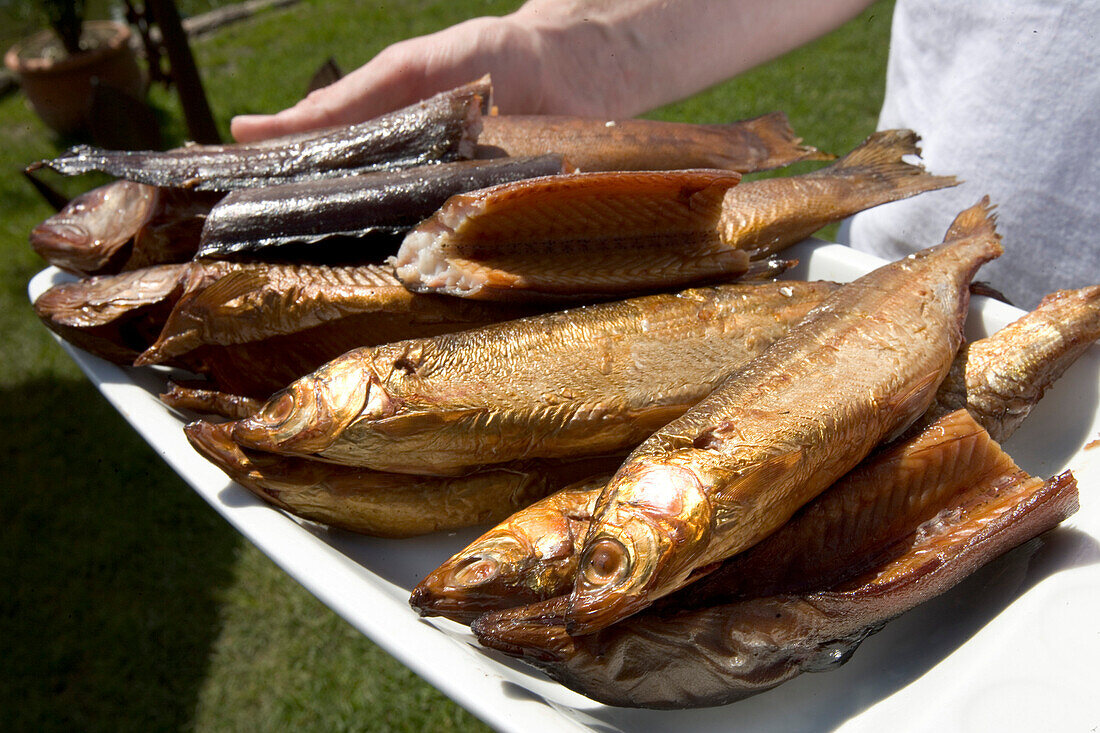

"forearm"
[511,0,877,116]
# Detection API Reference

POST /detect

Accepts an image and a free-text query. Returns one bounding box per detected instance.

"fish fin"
[880,370,947,442]
[713,111,835,163]
[711,449,805,509]
[182,269,270,315]
[943,196,999,242]
[816,129,958,193]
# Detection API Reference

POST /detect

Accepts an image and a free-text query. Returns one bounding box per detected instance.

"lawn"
[0,1,894,730]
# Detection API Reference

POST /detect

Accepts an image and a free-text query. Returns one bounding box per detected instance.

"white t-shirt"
[845,0,1100,308]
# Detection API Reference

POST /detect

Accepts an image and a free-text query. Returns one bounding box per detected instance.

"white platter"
[29,239,1100,733]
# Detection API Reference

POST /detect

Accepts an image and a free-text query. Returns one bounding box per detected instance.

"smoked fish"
[230,280,839,474]
[28,78,490,190]
[196,155,567,261]
[563,200,1001,635]
[392,129,955,300]
[394,168,743,300]
[33,263,191,364]
[475,112,831,172]
[411,281,1100,624]
[136,262,541,369]
[473,410,1078,708]
[411,478,607,623]
[30,180,219,276]
[184,420,623,538]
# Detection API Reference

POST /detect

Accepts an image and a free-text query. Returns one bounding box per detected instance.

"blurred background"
[0,1,894,729]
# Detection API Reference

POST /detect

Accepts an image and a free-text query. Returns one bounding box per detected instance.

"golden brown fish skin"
[475,112,832,173]
[30,181,157,276]
[184,420,624,538]
[391,169,744,301]
[473,415,1079,709]
[420,285,1099,623]
[33,263,191,364]
[160,382,264,420]
[135,262,543,369]
[719,129,958,259]
[393,130,952,301]
[564,199,1003,635]
[410,478,606,624]
[919,284,1100,442]
[231,280,840,474]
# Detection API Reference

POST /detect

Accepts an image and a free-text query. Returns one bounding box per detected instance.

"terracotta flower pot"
[4,20,145,135]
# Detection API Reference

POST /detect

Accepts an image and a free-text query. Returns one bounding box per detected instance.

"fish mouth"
[471,596,575,664]
[232,358,371,455]
[410,555,504,622]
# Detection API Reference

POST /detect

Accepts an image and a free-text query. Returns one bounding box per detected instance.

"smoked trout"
[28,77,490,190]
[196,155,566,261]
[184,420,623,538]
[411,281,1100,624]
[230,280,839,475]
[392,129,955,300]
[473,410,1078,708]
[563,200,1002,635]
[475,112,831,172]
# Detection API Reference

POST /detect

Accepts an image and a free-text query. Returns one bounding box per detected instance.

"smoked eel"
[196,155,566,261]
[29,77,490,190]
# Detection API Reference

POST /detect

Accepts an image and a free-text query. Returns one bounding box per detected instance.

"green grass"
[0,1,893,729]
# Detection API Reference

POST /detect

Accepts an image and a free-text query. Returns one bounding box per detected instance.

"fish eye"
[581,538,630,586]
[451,556,500,588]
[259,390,296,426]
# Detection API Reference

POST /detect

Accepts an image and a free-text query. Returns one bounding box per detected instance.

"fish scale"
[564,198,1003,635]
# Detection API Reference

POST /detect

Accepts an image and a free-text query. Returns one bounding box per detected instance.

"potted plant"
[4,0,145,135]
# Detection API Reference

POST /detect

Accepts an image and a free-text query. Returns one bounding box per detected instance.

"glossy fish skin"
[30,181,157,276]
[472,411,1079,708]
[920,284,1100,442]
[184,420,623,538]
[197,155,566,261]
[475,111,832,172]
[412,282,1100,623]
[719,129,957,259]
[565,200,1002,635]
[393,130,953,301]
[231,280,839,475]
[392,169,744,300]
[135,262,542,369]
[33,263,191,364]
[410,478,606,624]
[28,77,490,190]
[160,382,263,420]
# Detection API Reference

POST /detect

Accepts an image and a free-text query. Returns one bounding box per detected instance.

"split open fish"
[392,129,955,300]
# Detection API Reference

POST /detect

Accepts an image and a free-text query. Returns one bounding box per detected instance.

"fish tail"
[722,112,835,165]
[943,195,999,244]
[816,129,958,196]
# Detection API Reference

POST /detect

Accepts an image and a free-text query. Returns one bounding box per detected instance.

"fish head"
[566,461,712,635]
[472,595,576,664]
[231,352,381,454]
[411,514,579,623]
